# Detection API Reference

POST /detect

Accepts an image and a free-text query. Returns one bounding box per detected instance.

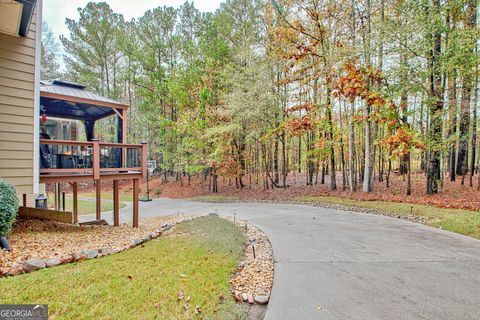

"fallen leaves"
[194,306,202,314]
[150,173,480,213]
[0,215,195,275]
[177,291,184,300]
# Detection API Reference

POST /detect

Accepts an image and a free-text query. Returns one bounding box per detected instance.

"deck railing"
[40,139,147,180]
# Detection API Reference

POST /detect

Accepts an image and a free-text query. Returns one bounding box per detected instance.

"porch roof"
[40,80,128,122]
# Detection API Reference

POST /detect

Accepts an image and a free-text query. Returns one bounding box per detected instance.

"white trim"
[33,0,42,194]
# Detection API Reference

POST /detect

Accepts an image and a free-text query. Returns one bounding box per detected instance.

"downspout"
[33,0,42,195]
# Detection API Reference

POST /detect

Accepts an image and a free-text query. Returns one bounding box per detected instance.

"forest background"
[41,0,480,209]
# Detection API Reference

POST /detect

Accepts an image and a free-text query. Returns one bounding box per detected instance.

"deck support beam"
[113,180,120,226]
[96,181,101,220]
[73,182,78,224]
[133,178,139,228]
[54,183,59,211]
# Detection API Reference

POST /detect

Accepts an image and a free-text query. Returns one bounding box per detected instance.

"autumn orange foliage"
[284,116,315,136]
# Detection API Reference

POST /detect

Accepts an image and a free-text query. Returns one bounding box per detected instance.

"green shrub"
[0,179,18,236]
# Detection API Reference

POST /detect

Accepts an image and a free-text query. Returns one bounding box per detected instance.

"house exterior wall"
[0,3,41,204]
[44,118,78,141]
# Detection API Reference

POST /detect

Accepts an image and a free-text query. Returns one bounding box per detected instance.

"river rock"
[44,257,61,267]
[241,293,248,302]
[83,249,98,259]
[99,247,116,256]
[60,255,74,264]
[73,251,87,261]
[23,259,46,271]
[254,295,269,305]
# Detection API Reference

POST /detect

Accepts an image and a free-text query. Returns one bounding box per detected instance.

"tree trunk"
[362,102,372,192]
[448,71,457,181]
[273,137,279,184]
[457,82,471,177]
[362,0,372,193]
[468,0,477,187]
[339,102,347,190]
[281,132,287,188]
[406,152,412,196]
[298,136,302,173]
[426,0,443,194]
[327,89,336,191]
[457,0,476,177]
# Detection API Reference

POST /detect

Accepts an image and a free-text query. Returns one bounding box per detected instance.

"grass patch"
[47,195,127,215]
[80,192,133,202]
[0,216,246,319]
[190,195,240,202]
[298,195,480,240]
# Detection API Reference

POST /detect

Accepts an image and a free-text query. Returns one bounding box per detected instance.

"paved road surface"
[81,198,480,320]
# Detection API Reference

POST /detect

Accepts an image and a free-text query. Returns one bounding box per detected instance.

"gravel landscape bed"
[0,215,196,276]
[294,200,433,224]
[225,216,274,306]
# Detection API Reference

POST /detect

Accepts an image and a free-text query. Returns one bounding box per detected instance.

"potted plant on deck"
[0,178,18,251]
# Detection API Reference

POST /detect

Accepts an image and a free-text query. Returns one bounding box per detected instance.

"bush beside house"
[0,179,19,250]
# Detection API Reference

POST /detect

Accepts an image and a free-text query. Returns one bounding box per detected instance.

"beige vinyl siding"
[0,10,37,199]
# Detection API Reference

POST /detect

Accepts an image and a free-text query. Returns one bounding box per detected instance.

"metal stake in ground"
[233,212,236,223]
[252,245,256,259]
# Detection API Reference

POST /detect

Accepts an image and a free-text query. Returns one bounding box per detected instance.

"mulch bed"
[0,215,195,276]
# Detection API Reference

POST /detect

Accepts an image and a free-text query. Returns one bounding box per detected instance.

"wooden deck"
[40,170,143,183]
[39,139,147,227]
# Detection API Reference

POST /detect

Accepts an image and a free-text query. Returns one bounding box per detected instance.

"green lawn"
[47,195,127,215]
[0,216,246,319]
[298,195,480,240]
[80,192,133,202]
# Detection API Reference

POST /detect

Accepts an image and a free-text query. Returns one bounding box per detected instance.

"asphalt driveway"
[81,198,480,320]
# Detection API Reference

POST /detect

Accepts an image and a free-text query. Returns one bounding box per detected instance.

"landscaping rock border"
[225,217,274,306]
[1,219,194,277]
[290,200,433,224]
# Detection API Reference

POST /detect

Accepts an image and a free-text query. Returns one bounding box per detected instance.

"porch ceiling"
[40,96,116,121]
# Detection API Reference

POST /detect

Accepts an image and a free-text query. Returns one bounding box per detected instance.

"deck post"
[133,178,139,228]
[54,183,59,210]
[141,142,148,180]
[73,182,78,224]
[96,180,101,220]
[92,139,100,180]
[122,109,127,167]
[113,180,120,226]
[122,109,127,144]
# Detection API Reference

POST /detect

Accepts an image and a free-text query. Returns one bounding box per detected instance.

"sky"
[43,0,224,40]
